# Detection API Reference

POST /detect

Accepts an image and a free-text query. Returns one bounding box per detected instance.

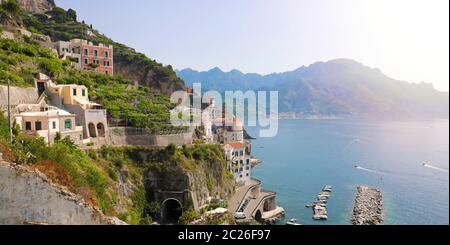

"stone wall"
[0,160,125,225]
[108,127,193,147]
[0,85,39,112]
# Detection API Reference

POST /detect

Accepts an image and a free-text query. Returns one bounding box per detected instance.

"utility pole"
[7,79,12,143]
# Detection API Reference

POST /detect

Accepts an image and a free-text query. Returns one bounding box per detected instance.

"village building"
[14,106,84,145]
[224,141,252,185]
[213,117,244,144]
[36,74,108,142]
[51,39,113,74]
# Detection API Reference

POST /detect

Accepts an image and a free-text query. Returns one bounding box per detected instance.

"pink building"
[54,39,114,75]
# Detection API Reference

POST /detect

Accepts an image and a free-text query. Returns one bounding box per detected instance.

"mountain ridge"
[177,59,449,119]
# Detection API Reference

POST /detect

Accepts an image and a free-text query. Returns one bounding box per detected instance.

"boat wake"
[354,165,388,175]
[423,163,449,174]
[343,139,361,151]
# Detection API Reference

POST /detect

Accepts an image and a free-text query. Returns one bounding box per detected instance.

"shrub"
[11,135,47,165]
[1,0,20,17]
[179,209,199,225]
[39,58,62,78]
[165,143,176,156]
[0,112,9,140]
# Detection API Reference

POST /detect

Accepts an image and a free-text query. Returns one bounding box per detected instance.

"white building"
[224,141,252,185]
[14,107,84,145]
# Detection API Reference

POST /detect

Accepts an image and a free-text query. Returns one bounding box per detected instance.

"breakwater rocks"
[351,185,383,225]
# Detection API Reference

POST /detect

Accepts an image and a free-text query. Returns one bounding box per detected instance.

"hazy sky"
[57,0,449,91]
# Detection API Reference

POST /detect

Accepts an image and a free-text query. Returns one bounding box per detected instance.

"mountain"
[177,59,449,119]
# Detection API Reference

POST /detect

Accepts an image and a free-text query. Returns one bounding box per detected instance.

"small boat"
[313,215,328,220]
[286,218,301,225]
[305,204,314,208]
[322,185,333,192]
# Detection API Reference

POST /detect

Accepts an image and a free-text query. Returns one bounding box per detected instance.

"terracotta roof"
[226,142,246,149]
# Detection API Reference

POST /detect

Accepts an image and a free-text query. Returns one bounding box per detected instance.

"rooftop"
[19,108,73,117]
[226,142,246,149]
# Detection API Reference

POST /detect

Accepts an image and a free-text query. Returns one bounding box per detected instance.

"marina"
[308,185,333,221]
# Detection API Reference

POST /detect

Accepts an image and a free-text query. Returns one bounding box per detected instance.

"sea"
[245,119,449,225]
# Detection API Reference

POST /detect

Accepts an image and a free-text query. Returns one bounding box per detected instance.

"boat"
[305,204,314,208]
[286,218,301,225]
[322,185,333,192]
[313,214,328,220]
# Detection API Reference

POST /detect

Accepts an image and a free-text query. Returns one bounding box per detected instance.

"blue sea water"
[245,119,449,225]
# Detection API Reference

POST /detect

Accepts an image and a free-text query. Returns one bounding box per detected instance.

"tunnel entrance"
[161,198,183,224]
[255,210,262,222]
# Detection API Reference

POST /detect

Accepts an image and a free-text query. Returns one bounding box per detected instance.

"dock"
[308,185,333,220]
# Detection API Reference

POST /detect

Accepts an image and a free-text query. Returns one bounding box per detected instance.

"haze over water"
[246,119,449,225]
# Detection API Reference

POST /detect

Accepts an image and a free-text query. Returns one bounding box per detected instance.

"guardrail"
[250,190,277,218]
[235,178,262,212]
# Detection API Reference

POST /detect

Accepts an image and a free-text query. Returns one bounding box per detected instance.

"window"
[93,60,99,65]
[64,119,72,129]
[52,121,56,129]
[103,61,110,67]
[35,121,42,131]
[84,58,88,65]
[94,50,98,57]
[104,51,109,58]
[246,173,249,177]
[73,88,77,96]
[84,49,88,55]
[240,151,243,156]
[240,160,243,165]
[82,89,86,97]
[105,70,109,74]
[246,166,250,170]
[246,159,250,165]
[25,122,31,131]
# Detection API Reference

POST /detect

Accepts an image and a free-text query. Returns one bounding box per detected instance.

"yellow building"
[39,78,108,141]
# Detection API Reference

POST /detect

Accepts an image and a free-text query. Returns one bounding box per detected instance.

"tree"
[166,143,177,156]
[1,0,20,16]
[49,7,67,23]
[66,8,77,22]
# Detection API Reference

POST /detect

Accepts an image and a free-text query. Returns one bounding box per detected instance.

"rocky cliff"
[0,160,126,225]
[15,0,54,13]
[144,146,235,211]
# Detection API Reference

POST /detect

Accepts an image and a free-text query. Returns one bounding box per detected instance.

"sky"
[57,0,449,91]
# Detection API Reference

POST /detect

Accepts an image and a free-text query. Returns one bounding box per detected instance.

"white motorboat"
[286,218,301,225]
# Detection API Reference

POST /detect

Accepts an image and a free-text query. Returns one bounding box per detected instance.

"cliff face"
[114,57,184,95]
[0,160,126,225]
[16,0,55,13]
[144,150,235,211]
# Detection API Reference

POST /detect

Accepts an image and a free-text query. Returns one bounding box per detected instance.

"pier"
[351,185,383,225]
[307,185,332,220]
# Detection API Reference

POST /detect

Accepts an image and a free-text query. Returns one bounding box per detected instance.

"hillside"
[0,0,187,133]
[1,0,184,94]
[177,59,449,119]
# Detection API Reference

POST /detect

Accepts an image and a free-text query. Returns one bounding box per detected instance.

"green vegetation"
[0,0,20,22]
[0,37,61,87]
[20,10,184,90]
[0,37,184,132]
[179,209,200,225]
[0,112,9,140]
